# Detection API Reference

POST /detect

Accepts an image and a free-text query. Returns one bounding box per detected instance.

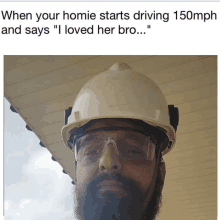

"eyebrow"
[75,129,151,146]
[77,133,104,144]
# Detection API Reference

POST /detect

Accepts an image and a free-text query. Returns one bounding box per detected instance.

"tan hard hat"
[61,62,176,155]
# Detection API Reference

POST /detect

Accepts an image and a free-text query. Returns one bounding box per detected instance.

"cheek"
[76,162,98,189]
[123,163,155,192]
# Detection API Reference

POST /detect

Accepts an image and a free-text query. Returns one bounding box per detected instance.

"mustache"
[84,172,149,202]
[87,173,136,192]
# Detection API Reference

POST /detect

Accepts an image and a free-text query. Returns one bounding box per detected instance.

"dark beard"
[141,167,163,220]
[73,167,162,220]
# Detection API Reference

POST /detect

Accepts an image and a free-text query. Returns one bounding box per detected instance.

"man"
[61,63,178,220]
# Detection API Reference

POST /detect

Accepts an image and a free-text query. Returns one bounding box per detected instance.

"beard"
[73,166,163,220]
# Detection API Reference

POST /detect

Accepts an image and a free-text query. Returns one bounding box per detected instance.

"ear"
[159,158,166,192]
[160,158,166,179]
[73,161,77,184]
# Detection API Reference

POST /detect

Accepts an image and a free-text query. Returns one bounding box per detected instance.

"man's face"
[73,119,165,220]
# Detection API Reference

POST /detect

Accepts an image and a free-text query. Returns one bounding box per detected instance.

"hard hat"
[62,62,176,156]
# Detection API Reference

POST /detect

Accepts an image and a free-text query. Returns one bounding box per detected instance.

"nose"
[99,139,122,173]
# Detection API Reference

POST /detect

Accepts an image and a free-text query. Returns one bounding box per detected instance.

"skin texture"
[73,119,166,220]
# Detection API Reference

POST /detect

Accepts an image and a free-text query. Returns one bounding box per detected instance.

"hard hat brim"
[61,115,176,155]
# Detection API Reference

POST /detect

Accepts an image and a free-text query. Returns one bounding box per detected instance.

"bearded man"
[61,63,178,220]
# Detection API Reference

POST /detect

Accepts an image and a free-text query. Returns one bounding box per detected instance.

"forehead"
[75,119,151,145]
[80,130,145,144]
[82,118,146,133]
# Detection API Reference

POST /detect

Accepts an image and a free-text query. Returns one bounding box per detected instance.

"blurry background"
[4,98,74,219]
[4,55,217,220]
